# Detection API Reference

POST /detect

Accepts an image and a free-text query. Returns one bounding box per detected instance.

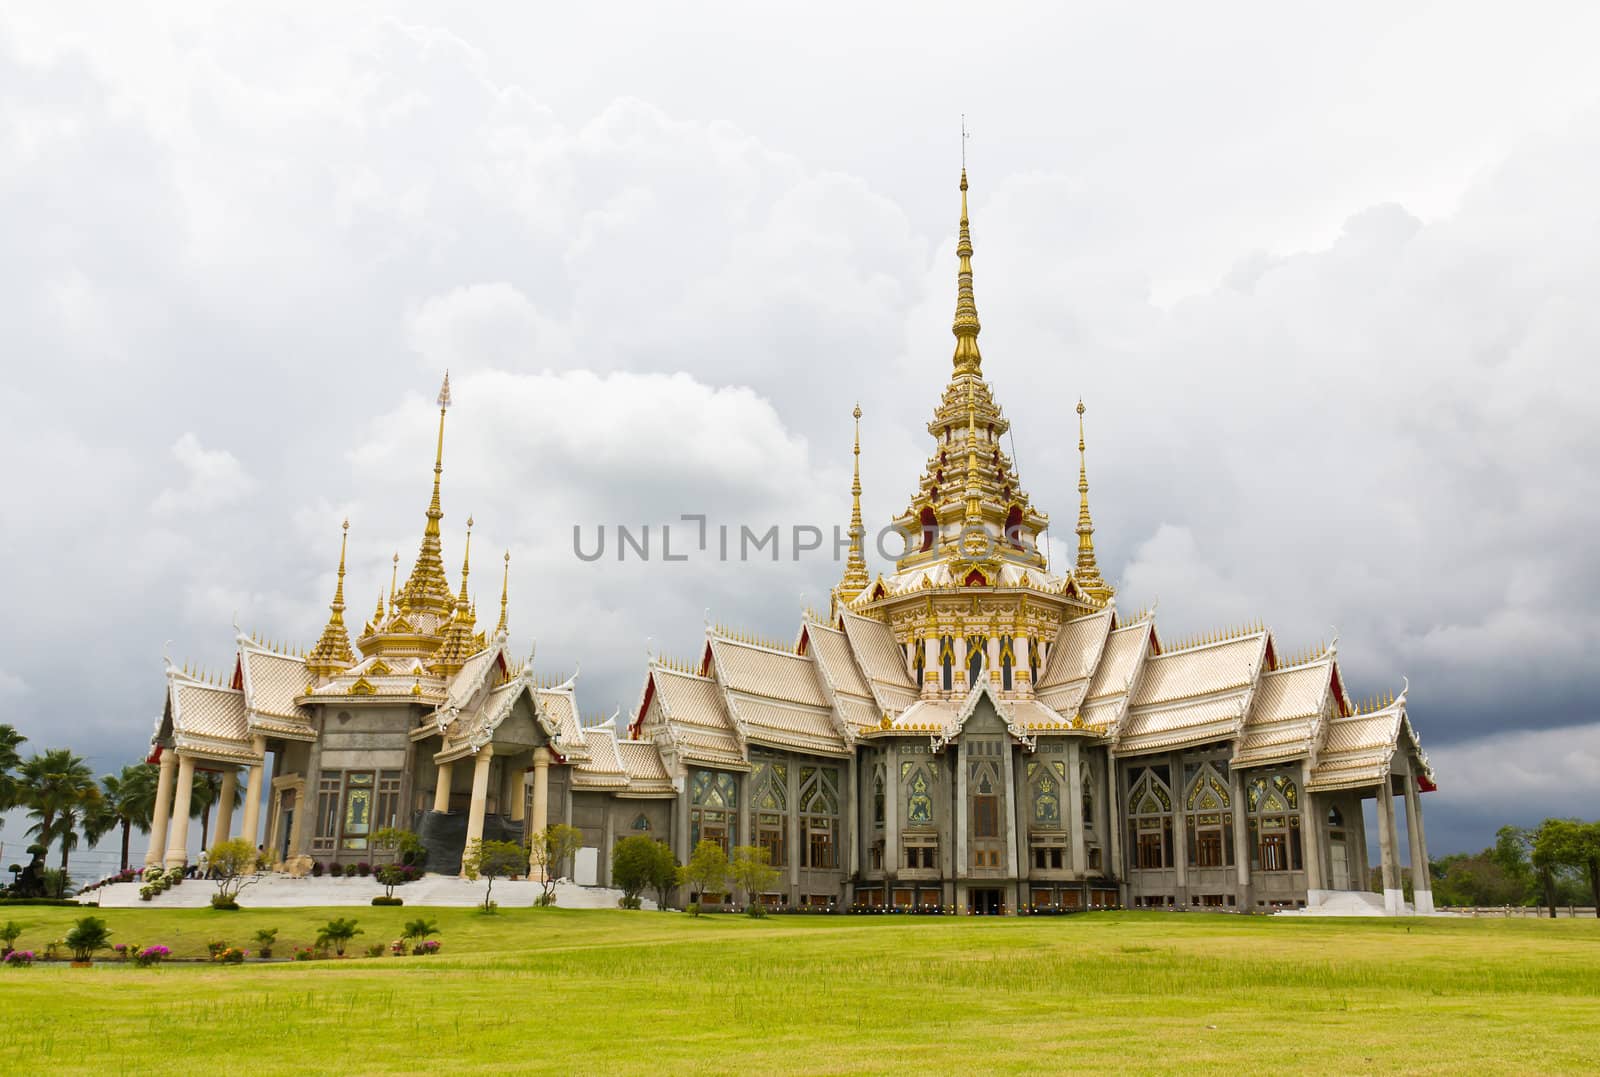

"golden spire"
[388,553,399,613]
[398,372,455,624]
[1074,400,1112,601]
[951,168,982,376]
[431,515,479,676]
[963,377,981,525]
[835,404,870,607]
[496,550,511,636]
[307,519,357,677]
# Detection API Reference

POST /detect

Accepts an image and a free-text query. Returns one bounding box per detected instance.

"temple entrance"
[1329,837,1350,890]
[969,888,1003,915]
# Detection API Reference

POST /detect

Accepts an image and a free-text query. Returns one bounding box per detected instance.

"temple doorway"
[969,888,1003,915]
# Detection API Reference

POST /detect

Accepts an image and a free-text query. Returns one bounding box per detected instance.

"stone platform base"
[84,874,653,910]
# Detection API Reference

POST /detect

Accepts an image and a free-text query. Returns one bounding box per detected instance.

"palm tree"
[97,765,159,872]
[0,724,25,823]
[18,749,100,879]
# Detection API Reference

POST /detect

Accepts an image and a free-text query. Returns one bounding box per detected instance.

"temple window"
[904,837,938,869]
[631,814,651,832]
[1081,762,1095,828]
[1004,505,1023,547]
[1246,773,1303,872]
[1184,761,1234,869]
[939,636,954,691]
[751,758,788,867]
[999,635,1015,690]
[973,795,999,838]
[1127,767,1174,870]
[799,766,840,869]
[967,634,987,687]
[313,769,401,855]
[872,767,886,827]
[906,765,934,825]
[1027,760,1065,828]
[1028,638,1040,684]
[689,769,738,852]
[919,507,937,552]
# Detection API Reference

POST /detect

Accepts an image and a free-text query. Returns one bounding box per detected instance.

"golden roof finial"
[1073,399,1112,601]
[398,372,456,624]
[389,552,399,613]
[963,376,982,526]
[834,404,870,610]
[951,162,983,376]
[307,519,357,678]
[430,515,479,677]
[496,550,510,636]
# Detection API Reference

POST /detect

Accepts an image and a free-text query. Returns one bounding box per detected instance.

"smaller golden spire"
[951,165,983,375]
[496,550,511,636]
[389,553,399,612]
[1073,400,1112,601]
[834,405,870,609]
[307,519,357,677]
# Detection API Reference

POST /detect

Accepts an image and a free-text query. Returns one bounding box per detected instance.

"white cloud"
[0,670,27,702]
[152,433,256,514]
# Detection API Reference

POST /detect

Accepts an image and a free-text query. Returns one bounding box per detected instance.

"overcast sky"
[3,3,1598,860]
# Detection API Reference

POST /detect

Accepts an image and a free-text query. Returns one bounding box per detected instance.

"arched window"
[906,765,934,825]
[967,634,987,688]
[1004,505,1024,547]
[1246,772,1302,872]
[872,767,885,827]
[751,758,788,867]
[798,766,839,868]
[1081,761,1095,828]
[689,769,738,852]
[999,635,1015,691]
[1127,768,1174,870]
[1028,638,1040,685]
[919,507,937,553]
[1028,760,1063,827]
[1327,804,1343,827]
[1183,761,1234,869]
[939,636,955,691]
[912,640,925,686]
[631,813,650,832]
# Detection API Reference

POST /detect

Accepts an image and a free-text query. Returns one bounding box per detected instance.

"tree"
[96,764,159,872]
[462,839,527,911]
[64,915,112,962]
[647,841,679,910]
[612,835,668,907]
[677,840,728,916]
[315,917,363,957]
[727,845,781,916]
[17,749,100,882]
[528,823,585,906]
[193,768,243,851]
[403,917,440,947]
[373,826,426,866]
[207,838,262,905]
[1532,819,1595,919]
[0,724,24,822]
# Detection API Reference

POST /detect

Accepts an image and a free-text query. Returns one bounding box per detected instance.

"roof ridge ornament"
[833,404,871,613]
[1073,400,1112,601]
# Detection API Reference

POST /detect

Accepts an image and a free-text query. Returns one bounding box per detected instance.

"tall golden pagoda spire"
[963,377,981,525]
[1074,400,1113,601]
[432,516,481,676]
[307,519,357,677]
[835,405,870,608]
[496,550,511,636]
[398,372,456,625]
[951,168,983,376]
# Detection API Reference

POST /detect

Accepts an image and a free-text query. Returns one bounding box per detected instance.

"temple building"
[147,170,1436,915]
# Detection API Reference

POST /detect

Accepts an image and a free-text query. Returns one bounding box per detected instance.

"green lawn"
[2,906,1596,1074]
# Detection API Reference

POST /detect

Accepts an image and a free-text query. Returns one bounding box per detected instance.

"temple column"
[986,637,1002,686]
[215,769,238,846]
[163,753,197,869]
[507,762,526,823]
[884,743,900,887]
[145,750,178,869]
[1067,740,1086,874]
[1300,761,1322,896]
[922,636,940,697]
[240,738,266,851]
[952,636,968,691]
[530,746,552,878]
[1231,768,1252,907]
[1014,636,1032,695]
[461,746,494,877]
[432,761,454,813]
[1169,751,1187,902]
[1106,754,1122,888]
[1376,779,1402,914]
[1000,739,1019,896]
[1404,770,1434,914]
[284,779,308,861]
[954,739,968,881]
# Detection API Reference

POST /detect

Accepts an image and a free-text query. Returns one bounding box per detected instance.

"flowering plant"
[293,947,316,961]
[214,947,248,964]
[390,939,407,956]
[3,950,35,967]
[417,939,441,955]
[135,945,170,967]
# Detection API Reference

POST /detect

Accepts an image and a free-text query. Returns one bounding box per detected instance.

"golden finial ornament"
[397,372,456,624]
[307,519,357,678]
[496,550,510,636]
[1072,399,1113,601]
[951,164,983,376]
[834,404,871,611]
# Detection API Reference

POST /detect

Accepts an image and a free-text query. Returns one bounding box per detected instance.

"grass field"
[2,906,1596,1074]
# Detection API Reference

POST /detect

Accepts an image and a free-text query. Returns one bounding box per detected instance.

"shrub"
[325,863,342,878]
[315,917,362,957]
[253,928,277,959]
[292,947,315,962]
[311,861,324,878]
[417,939,441,955]
[134,945,169,967]
[65,916,112,962]
[4,949,35,967]
[685,901,700,917]
[365,942,386,958]
[612,835,675,908]
[210,896,241,911]
[139,886,155,902]
[214,947,247,964]
[112,944,130,961]
[371,896,404,906]
[142,867,164,885]
[618,895,642,910]
[207,939,229,959]
[0,920,22,954]
[356,862,371,877]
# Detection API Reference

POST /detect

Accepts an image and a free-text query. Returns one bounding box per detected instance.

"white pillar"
[952,636,968,690]
[1376,780,1402,914]
[240,737,266,852]
[922,636,939,697]
[508,762,526,822]
[1014,636,1032,694]
[1404,770,1433,914]
[1300,761,1322,894]
[986,637,1001,686]
[215,769,238,845]
[529,746,552,878]
[164,753,197,869]
[1231,769,1252,900]
[433,761,454,813]
[461,746,494,877]
[145,750,178,869]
